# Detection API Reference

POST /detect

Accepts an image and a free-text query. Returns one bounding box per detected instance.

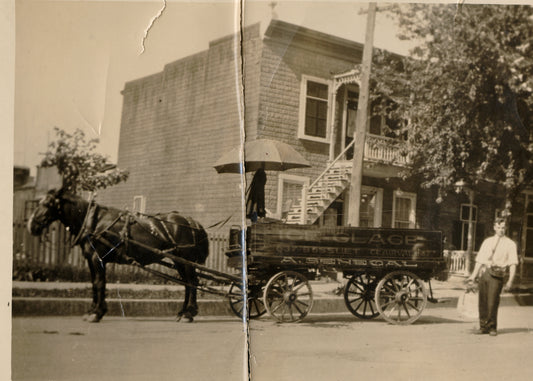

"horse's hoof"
[176,313,193,323]
[87,314,101,323]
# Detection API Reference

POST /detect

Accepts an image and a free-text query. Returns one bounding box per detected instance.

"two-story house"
[98,19,532,283]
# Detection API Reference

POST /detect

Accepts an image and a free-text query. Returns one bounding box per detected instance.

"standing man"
[467,217,519,336]
[246,167,267,222]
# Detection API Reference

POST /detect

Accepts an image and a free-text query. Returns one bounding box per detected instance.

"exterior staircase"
[286,162,352,225]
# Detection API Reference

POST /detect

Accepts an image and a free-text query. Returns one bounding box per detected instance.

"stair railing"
[308,139,356,191]
[300,139,356,223]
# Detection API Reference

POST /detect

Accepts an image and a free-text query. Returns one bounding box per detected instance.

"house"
[98,20,532,284]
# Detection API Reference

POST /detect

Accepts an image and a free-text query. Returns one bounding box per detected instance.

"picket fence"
[445,250,473,274]
[13,221,236,278]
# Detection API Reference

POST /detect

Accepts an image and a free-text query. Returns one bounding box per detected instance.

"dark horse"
[28,188,209,323]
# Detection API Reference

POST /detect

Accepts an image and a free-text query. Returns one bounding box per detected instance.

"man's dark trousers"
[478,270,504,331]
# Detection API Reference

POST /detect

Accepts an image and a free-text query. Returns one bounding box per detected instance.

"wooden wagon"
[225,221,447,325]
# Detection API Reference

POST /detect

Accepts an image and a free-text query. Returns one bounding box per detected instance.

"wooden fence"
[13,221,236,279]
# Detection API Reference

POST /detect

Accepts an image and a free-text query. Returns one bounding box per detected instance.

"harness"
[71,193,96,247]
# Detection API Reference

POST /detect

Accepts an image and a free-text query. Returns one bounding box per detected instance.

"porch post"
[328,85,338,161]
[465,189,474,275]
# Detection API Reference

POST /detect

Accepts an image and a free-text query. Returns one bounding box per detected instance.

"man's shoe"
[474,329,489,335]
[489,330,498,336]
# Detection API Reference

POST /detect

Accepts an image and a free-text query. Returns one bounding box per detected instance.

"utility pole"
[347,2,377,226]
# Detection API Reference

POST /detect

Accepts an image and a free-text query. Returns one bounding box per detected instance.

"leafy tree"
[372,3,533,213]
[40,127,129,193]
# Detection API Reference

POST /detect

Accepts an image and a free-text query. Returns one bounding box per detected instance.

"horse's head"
[28,188,65,235]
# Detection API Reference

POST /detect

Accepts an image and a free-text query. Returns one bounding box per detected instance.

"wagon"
[225,221,447,325]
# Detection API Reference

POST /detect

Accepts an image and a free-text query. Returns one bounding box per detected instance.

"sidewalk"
[11,275,533,318]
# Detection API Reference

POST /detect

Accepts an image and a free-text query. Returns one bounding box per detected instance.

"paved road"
[12,306,533,381]
[12,316,248,381]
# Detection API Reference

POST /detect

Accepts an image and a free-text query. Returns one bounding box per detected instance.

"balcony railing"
[364,134,409,165]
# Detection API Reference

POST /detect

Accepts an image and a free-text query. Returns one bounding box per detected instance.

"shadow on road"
[497,327,533,335]
[277,313,467,327]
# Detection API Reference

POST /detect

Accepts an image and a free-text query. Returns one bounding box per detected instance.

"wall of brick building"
[99,24,264,230]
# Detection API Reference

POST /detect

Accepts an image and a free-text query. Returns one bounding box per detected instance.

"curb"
[12,293,532,318]
[12,278,533,318]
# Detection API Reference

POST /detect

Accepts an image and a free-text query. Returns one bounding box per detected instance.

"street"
[12,306,533,381]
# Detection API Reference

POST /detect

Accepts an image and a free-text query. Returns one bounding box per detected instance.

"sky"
[13,0,423,176]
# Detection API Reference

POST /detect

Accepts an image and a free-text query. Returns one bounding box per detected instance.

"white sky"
[13,0,422,176]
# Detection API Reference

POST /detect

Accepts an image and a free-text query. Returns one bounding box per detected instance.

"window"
[298,76,331,142]
[392,191,416,228]
[360,186,383,228]
[277,174,309,223]
[133,195,146,214]
[458,204,477,251]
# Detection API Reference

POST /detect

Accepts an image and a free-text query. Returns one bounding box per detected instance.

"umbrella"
[214,139,311,173]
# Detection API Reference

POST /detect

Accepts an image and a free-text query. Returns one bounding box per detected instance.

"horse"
[28,188,209,323]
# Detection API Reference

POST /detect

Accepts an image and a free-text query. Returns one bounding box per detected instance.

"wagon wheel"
[344,273,380,319]
[228,283,266,320]
[374,271,427,325]
[263,271,313,323]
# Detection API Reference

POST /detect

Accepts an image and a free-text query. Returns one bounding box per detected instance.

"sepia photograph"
[8,0,533,380]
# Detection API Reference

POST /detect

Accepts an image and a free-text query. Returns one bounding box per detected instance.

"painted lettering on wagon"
[280,256,418,268]
[274,245,438,258]
[276,230,424,246]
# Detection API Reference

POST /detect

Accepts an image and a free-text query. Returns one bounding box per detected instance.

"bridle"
[31,192,63,236]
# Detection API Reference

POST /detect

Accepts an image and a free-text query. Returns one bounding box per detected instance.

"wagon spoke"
[292,302,304,315]
[288,305,295,321]
[270,300,284,314]
[292,282,306,293]
[380,299,396,310]
[353,299,364,311]
[402,304,411,317]
[406,301,421,312]
[293,299,309,310]
[347,295,363,304]
[404,278,415,290]
[369,301,376,316]
[384,303,397,316]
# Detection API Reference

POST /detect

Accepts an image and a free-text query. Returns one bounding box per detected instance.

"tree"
[372,3,533,213]
[40,127,129,193]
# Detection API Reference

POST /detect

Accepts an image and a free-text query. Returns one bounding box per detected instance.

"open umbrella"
[214,139,311,173]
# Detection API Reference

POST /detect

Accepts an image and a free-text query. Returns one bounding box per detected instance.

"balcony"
[363,134,409,166]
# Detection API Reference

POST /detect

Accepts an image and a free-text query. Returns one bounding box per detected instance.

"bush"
[12,258,172,284]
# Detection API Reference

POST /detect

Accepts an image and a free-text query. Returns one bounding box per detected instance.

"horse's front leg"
[187,269,199,318]
[86,252,107,323]
[82,249,97,320]
[176,265,194,322]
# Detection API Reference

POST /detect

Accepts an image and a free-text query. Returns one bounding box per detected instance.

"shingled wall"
[99,24,263,230]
